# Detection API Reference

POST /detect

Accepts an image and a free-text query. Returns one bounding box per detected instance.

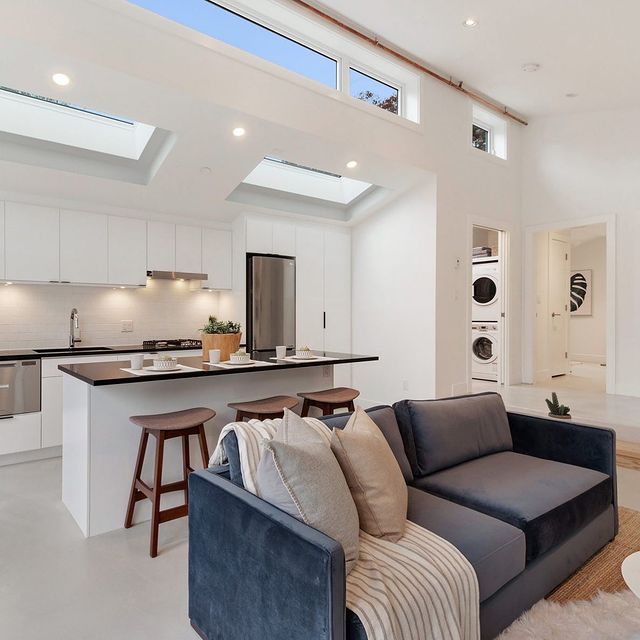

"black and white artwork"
[570,270,592,316]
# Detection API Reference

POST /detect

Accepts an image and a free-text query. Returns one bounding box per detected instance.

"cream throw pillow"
[256,409,360,573]
[331,407,408,542]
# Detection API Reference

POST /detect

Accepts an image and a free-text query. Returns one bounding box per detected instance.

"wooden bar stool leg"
[197,424,210,468]
[182,434,190,506]
[150,431,165,558]
[235,410,244,422]
[125,428,149,529]
[347,401,355,412]
[301,399,311,418]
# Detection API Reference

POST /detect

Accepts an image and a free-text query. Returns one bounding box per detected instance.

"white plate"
[291,355,318,360]
[221,360,255,366]
[144,365,180,372]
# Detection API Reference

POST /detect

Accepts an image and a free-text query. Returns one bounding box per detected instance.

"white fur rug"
[499,591,640,639]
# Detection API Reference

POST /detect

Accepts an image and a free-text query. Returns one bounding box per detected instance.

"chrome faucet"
[70,308,81,348]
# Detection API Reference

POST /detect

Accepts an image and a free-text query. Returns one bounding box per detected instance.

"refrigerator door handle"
[323,311,326,330]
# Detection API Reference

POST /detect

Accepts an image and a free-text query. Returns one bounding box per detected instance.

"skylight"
[0,86,155,160]
[242,157,373,205]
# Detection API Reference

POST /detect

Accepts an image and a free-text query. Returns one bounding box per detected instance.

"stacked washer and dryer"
[472,256,501,381]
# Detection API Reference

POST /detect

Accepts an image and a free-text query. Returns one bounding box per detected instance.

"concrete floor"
[0,457,198,640]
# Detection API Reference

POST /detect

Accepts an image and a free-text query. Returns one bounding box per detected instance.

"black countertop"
[0,343,204,362]
[58,351,378,386]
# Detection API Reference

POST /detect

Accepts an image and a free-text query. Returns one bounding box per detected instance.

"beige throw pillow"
[256,409,360,573]
[331,407,408,542]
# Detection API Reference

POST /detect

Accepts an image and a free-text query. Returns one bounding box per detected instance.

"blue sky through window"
[129,0,337,88]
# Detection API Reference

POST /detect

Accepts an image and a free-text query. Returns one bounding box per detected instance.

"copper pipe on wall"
[287,0,528,126]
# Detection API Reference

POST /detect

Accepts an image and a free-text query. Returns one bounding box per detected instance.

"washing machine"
[472,257,500,321]
[472,322,500,381]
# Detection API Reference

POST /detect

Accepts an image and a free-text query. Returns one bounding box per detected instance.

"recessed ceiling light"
[463,18,478,28]
[232,127,246,137]
[346,160,358,169]
[522,63,541,73]
[52,72,71,86]
[200,166,212,175]
[565,92,579,98]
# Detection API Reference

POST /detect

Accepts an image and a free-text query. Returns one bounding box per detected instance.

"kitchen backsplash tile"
[0,280,220,349]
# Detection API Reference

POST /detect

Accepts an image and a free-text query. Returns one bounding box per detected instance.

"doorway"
[470,225,507,388]
[530,223,608,393]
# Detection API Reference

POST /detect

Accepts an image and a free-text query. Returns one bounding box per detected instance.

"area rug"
[498,590,640,639]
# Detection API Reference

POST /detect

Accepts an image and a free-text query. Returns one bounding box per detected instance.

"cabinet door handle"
[323,312,326,329]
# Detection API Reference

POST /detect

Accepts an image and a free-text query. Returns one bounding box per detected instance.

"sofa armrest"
[188,470,346,640]
[508,412,618,534]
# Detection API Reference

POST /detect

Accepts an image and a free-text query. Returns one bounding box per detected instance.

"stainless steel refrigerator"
[247,254,296,352]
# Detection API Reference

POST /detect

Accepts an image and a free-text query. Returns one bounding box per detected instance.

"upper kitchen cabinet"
[0,202,5,280]
[147,221,175,272]
[176,224,202,273]
[60,210,108,284]
[246,218,296,256]
[202,228,232,290]
[108,216,147,286]
[5,202,60,282]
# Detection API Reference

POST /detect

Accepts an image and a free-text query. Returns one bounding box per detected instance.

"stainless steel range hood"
[146,270,208,281]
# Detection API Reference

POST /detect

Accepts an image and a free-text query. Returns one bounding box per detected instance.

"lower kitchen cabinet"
[41,376,63,448]
[0,413,41,456]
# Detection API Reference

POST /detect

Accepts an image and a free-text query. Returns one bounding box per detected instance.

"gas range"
[142,338,202,350]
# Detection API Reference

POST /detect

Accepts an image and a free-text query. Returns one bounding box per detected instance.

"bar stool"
[227,395,299,421]
[298,387,360,417]
[125,406,214,558]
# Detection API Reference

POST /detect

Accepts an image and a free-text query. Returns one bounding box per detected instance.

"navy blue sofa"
[188,393,617,640]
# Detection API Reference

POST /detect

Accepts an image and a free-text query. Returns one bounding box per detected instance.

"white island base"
[62,366,334,537]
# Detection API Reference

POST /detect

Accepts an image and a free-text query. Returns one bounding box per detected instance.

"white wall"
[352,179,437,405]
[0,279,218,350]
[570,236,607,363]
[521,108,640,394]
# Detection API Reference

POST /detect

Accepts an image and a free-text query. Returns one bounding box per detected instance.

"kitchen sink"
[34,347,115,354]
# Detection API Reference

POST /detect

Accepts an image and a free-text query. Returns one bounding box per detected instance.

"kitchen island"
[59,351,377,537]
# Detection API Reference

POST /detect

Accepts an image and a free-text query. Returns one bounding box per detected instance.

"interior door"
[548,236,570,376]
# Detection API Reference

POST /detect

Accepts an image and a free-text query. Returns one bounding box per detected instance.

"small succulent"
[157,354,176,362]
[201,315,241,335]
[545,392,571,417]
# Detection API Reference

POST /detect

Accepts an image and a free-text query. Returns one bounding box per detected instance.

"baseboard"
[570,353,606,364]
[0,446,61,468]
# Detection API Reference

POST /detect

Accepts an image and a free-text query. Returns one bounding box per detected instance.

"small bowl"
[230,352,251,364]
[153,357,178,370]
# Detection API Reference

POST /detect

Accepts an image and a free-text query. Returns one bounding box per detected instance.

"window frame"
[472,120,493,154]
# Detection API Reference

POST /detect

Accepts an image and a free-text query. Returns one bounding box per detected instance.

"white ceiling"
[316,0,640,117]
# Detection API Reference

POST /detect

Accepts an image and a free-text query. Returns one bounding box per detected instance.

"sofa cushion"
[413,451,612,562]
[394,393,513,477]
[331,408,408,542]
[321,406,413,483]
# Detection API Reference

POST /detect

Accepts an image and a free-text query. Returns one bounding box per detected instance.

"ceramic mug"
[209,349,221,364]
[130,354,144,370]
[275,345,287,360]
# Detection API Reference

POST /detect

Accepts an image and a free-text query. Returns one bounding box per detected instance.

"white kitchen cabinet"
[202,228,232,290]
[147,221,175,271]
[108,216,147,286]
[323,230,351,352]
[0,413,41,455]
[60,209,109,284]
[41,377,63,448]
[176,224,202,273]
[246,218,273,254]
[273,222,296,256]
[296,227,325,350]
[5,202,60,282]
[0,202,5,280]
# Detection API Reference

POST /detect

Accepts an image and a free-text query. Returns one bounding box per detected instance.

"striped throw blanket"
[210,417,331,494]
[349,523,480,640]
[211,419,480,640]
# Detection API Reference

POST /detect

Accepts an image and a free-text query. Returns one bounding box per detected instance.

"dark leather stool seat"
[125,407,214,557]
[228,395,299,421]
[298,387,360,417]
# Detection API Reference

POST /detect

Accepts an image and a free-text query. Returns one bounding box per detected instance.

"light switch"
[121,320,133,332]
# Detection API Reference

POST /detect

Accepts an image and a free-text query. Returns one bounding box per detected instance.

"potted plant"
[545,392,572,419]
[200,316,242,362]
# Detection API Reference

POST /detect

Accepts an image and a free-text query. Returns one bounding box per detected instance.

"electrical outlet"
[121,320,133,333]
[402,380,409,392]
[322,366,331,378]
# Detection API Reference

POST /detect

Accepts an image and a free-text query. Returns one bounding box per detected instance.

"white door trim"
[522,214,616,394]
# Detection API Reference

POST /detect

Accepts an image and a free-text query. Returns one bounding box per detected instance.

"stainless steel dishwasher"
[0,359,41,417]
